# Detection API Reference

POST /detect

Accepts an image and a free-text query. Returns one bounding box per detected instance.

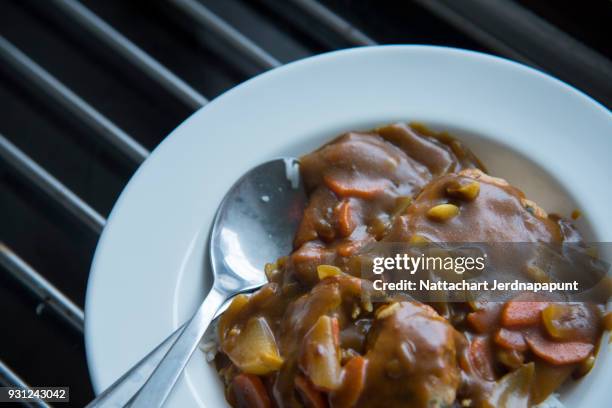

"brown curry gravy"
[215,123,607,408]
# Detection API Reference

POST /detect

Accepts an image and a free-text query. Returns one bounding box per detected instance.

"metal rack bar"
[414,0,612,107]
[412,0,536,66]
[0,36,150,163]
[170,0,281,70]
[288,0,376,46]
[0,359,51,408]
[0,134,106,234]
[50,0,208,110]
[0,243,85,333]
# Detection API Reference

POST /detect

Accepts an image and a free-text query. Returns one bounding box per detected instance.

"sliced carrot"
[324,174,385,199]
[501,301,549,327]
[524,329,594,365]
[295,375,328,408]
[494,328,527,352]
[334,200,356,237]
[467,311,489,334]
[330,356,367,408]
[331,317,340,347]
[231,373,272,408]
[467,303,502,334]
[469,336,495,381]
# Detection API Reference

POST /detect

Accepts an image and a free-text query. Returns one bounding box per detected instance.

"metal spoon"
[87,158,306,408]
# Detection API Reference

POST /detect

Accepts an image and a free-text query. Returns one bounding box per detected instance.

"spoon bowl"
[210,158,305,293]
[130,157,306,407]
[88,158,306,408]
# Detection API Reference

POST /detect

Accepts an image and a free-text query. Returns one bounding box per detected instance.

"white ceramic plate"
[85,46,612,407]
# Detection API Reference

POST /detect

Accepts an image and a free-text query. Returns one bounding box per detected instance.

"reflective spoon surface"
[89,158,306,408]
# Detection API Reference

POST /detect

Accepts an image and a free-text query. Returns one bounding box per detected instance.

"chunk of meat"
[376,123,476,176]
[300,131,431,195]
[357,302,460,408]
[297,125,482,259]
[290,241,337,286]
[387,169,566,243]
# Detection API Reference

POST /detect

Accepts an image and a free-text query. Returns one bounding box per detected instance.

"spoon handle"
[85,324,183,408]
[129,286,226,408]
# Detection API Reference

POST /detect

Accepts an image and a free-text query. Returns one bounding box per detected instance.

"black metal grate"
[0,0,610,406]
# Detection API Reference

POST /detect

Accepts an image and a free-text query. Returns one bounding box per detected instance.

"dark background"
[0,0,610,406]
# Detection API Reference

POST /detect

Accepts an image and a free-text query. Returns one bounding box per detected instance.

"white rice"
[199,318,220,363]
[535,393,566,408]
